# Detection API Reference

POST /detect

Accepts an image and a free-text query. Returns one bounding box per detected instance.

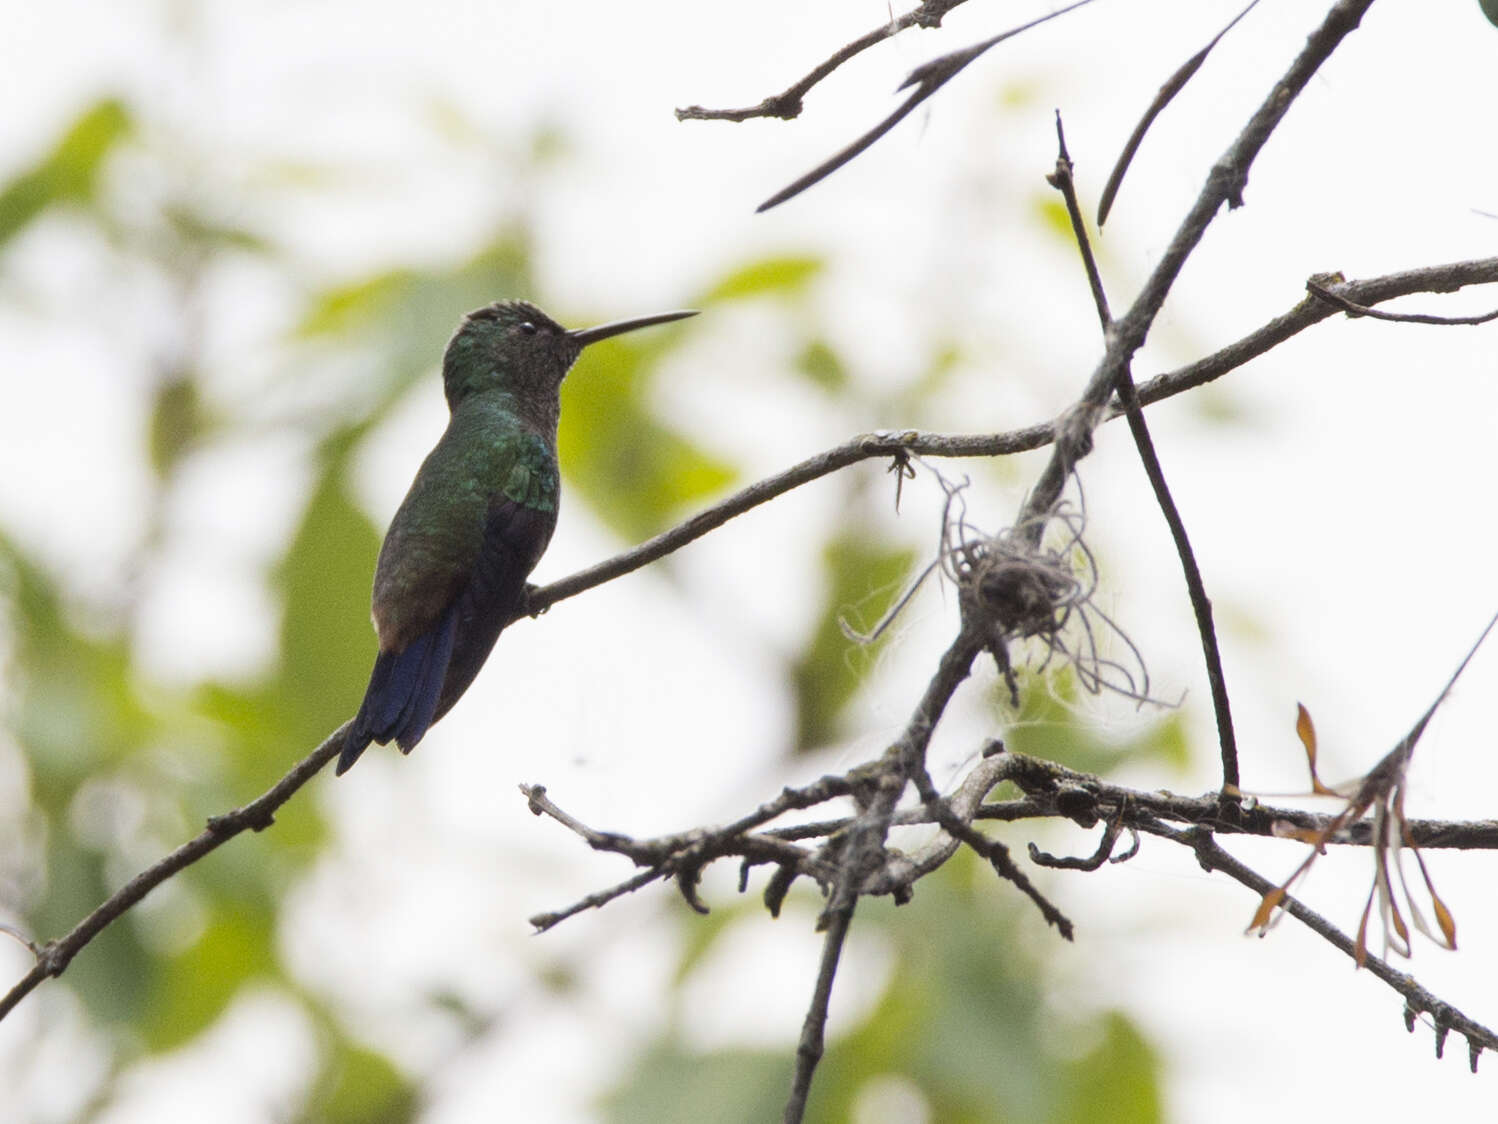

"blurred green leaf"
[795,338,848,392]
[1056,1011,1162,1124]
[606,854,1163,1123]
[298,238,530,341]
[811,854,1161,1122]
[699,255,823,303]
[148,375,203,479]
[902,342,963,406]
[0,99,132,246]
[301,1037,418,1124]
[0,535,153,791]
[790,535,915,754]
[185,683,337,856]
[141,909,277,1051]
[295,237,535,429]
[163,203,272,256]
[559,335,736,542]
[1033,194,1074,242]
[668,902,744,990]
[604,1046,790,1124]
[31,836,160,1027]
[273,430,383,754]
[1003,667,1190,776]
[299,270,424,339]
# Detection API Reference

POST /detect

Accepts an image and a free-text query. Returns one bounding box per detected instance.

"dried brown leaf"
[1247,887,1285,935]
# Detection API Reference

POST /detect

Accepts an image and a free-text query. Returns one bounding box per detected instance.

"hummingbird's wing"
[338,442,557,774]
[434,493,555,722]
[343,600,460,770]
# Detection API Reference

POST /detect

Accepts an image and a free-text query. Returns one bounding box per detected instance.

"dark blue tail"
[337,604,459,774]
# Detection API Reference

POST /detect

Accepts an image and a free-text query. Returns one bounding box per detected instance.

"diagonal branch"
[1018,0,1381,538]
[782,627,982,1120]
[522,253,1498,621]
[0,723,350,1022]
[783,898,856,1124]
[1097,0,1262,226]
[1156,821,1498,1068]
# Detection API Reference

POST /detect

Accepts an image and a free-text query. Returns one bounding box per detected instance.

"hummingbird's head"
[441,300,583,408]
[441,300,698,411]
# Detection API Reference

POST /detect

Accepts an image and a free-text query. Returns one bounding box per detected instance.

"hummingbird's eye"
[519,321,538,336]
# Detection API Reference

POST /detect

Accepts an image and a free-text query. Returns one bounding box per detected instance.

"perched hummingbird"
[337,300,697,775]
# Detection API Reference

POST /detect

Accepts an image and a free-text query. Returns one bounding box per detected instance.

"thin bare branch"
[1049,111,1241,790]
[1124,257,1498,407]
[0,723,349,1022]
[1306,278,1498,325]
[757,0,1098,212]
[1018,0,1382,539]
[760,751,1498,852]
[1097,0,1262,226]
[1160,822,1498,1068]
[518,257,1498,624]
[970,755,1498,851]
[783,897,856,1124]
[1028,803,1132,871]
[528,867,666,933]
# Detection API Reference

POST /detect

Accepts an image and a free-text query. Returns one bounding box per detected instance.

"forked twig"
[1047,111,1241,790]
[1306,278,1498,325]
[757,0,1098,211]
[676,0,972,123]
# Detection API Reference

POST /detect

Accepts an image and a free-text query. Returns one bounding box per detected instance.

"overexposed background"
[2,1,1497,1121]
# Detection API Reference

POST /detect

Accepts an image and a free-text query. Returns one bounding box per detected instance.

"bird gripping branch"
[338,300,697,775]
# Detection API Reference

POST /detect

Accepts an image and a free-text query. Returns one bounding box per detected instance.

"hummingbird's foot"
[523,583,549,618]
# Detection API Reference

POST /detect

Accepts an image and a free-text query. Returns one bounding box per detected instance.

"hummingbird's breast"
[369,397,558,651]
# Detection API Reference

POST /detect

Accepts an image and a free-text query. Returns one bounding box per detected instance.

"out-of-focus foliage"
[0,83,1170,1124]
[274,430,385,751]
[298,1035,418,1124]
[0,100,131,247]
[297,237,535,406]
[699,255,823,303]
[0,96,522,1121]
[560,325,736,542]
[790,533,916,753]
[1004,666,1189,776]
[604,850,1164,1124]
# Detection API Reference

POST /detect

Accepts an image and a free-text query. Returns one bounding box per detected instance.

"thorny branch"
[4,251,1496,1025]
[1164,823,1498,1071]
[6,9,1498,1120]
[674,0,1498,1115]
[521,737,1498,1077]
[2,245,1489,1033]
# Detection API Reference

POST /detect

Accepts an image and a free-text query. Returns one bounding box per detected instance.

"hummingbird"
[336,299,697,775]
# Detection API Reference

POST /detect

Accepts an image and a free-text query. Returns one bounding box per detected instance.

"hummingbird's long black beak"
[569,309,698,346]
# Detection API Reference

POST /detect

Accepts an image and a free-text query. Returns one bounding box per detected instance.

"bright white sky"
[2,1,1498,1121]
